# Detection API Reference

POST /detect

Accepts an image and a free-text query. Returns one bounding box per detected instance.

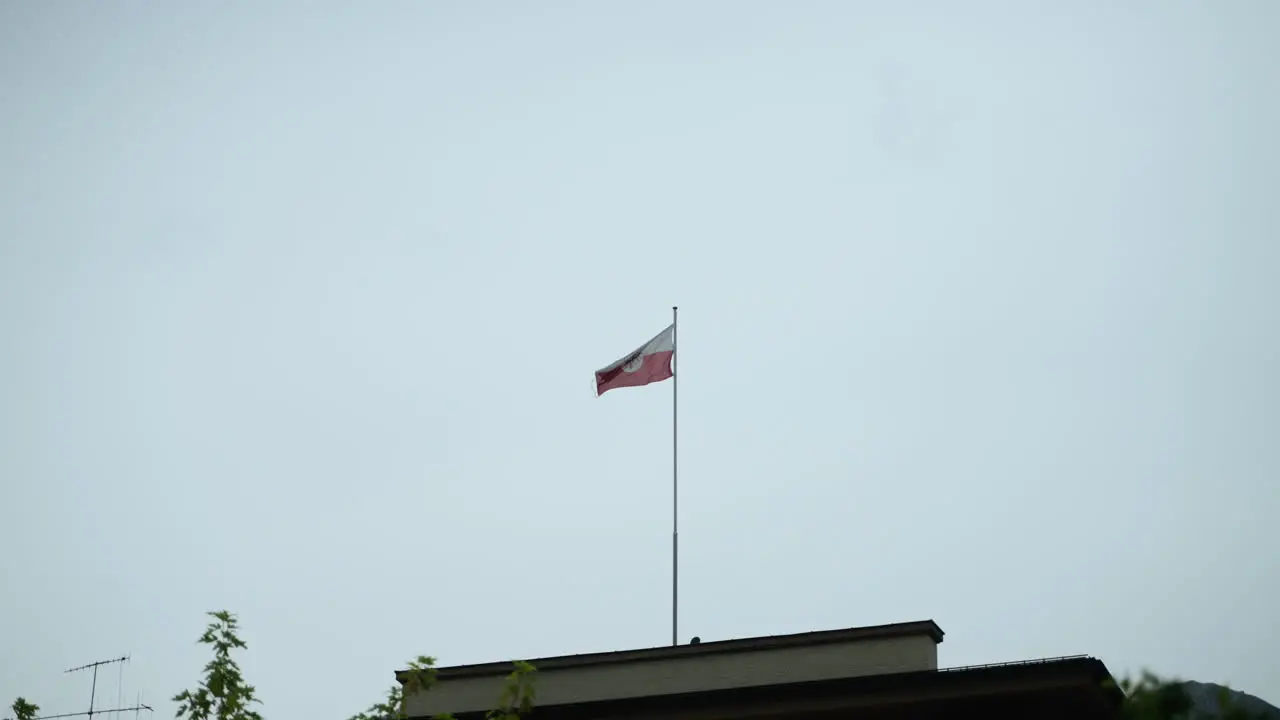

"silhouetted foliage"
[172,611,263,720]
[9,699,40,720]
[1116,672,1275,720]
[346,657,537,720]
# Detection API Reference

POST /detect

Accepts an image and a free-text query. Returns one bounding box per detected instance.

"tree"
[164,609,536,720]
[1118,672,1197,720]
[9,699,39,720]
[172,610,263,720]
[485,661,537,720]
[1116,672,1274,720]
[347,657,537,720]
[347,656,439,720]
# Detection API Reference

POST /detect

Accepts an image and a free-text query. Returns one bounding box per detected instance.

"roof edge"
[396,619,944,683]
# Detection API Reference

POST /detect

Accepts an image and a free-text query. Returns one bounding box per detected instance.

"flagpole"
[672,305,679,648]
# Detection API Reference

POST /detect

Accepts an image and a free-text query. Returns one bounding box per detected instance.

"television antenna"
[4,655,154,720]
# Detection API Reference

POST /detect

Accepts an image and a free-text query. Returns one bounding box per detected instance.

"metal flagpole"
[672,305,679,647]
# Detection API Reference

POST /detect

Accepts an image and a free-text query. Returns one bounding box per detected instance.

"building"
[397,620,1124,720]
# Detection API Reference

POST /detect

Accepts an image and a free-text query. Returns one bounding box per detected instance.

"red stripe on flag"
[595,349,674,396]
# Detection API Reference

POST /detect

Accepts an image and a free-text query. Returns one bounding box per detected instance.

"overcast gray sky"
[2,1,1278,717]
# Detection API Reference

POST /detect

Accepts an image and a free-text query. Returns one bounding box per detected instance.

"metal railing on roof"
[939,655,1093,672]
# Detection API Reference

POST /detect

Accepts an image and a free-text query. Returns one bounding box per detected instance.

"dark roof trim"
[399,620,944,682]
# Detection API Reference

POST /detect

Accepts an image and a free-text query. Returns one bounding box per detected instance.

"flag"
[595,323,675,396]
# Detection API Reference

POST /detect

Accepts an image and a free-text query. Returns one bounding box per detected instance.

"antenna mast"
[4,656,154,720]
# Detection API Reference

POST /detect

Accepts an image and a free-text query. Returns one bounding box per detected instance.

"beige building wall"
[404,632,939,716]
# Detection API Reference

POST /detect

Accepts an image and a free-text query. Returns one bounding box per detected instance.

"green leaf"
[172,610,260,720]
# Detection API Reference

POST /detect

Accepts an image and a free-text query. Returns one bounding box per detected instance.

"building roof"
[397,620,1122,720]
[417,619,944,681]
[399,620,945,717]
[508,656,1123,720]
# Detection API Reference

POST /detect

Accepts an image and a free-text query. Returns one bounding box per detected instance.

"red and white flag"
[595,323,675,396]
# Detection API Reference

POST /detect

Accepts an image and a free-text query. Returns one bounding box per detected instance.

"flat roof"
[404,619,944,681]
[421,656,1123,720]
